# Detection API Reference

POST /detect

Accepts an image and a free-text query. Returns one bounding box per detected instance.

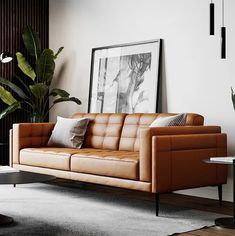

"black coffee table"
[0,170,55,226]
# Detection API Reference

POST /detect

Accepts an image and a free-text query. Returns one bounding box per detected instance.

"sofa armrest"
[9,129,13,167]
[11,123,55,164]
[151,133,227,193]
[139,126,224,182]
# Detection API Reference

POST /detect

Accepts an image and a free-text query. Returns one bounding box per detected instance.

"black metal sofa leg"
[155,193,159,216]
[155,186,222,216]
[218,184,222,206]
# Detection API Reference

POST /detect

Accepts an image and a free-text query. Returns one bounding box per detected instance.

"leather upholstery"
[119,113,204,152]
[71,148,139,180]
[151,133,227,193]
[71,113,126,150]
[72,113,204,152]
[9,129,13,167]
[12,123,55,164]
[13,164,151,192]
[19,147,139,180]
[139,126,223,182]
[10,112,227,195]
[20,147,80,171]
[13,164,72,180]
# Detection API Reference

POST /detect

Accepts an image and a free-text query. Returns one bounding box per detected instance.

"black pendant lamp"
[221,0,226,59]
[210,0,215,35]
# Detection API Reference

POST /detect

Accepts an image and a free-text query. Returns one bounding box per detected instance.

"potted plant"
[0,26,81,122]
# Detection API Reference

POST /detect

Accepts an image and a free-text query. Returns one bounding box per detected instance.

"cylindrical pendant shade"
[221,27,226,59]
[210,3,215,35]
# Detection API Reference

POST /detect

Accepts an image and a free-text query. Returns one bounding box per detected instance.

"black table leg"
[215,159,235,228]
[218,184,222,206]
[155,193,159,216]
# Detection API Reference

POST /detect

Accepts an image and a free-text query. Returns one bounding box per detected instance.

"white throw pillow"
[149,113,187,127]
[47,116,90,148]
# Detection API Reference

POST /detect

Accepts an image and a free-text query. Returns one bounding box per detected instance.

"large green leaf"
[54,47,64,59]
[0,77,28,99]
[15,75,32,95]
[0,86,18,105]
[29,83,48,99]
[50,88,69,97]
[0,102,21,120]
[53,97,81,105]
[16,52,36,81]
[36,49,55,84]
[22,25,41,60]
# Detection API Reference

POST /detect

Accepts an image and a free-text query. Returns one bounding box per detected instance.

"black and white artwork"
[88,40,161,113]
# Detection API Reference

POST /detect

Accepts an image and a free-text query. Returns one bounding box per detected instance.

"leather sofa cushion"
[71,148,139,180]
[119,114,158,152]
[71,113,126,150]
[71,113,203,152]
[119,113,204,152]
[20,147,80,171]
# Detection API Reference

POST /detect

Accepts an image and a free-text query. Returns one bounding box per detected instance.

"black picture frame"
[88,39,162,113]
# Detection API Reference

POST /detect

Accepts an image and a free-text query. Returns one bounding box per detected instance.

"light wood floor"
[53,180,235,236]
[179,227,235,236]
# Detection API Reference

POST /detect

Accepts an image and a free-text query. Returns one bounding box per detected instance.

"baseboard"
[175,186,232,202]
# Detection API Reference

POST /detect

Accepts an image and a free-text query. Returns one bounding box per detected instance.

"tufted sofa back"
[118,113,203,152]
[71,113,126,150]
[71,113,204,151]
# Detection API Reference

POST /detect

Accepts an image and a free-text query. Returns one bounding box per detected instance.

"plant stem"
[43,104,54,121]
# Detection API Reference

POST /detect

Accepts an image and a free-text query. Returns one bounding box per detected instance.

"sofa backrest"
[118,113,203,152]
[71,113,126,150]
[71,112,204,151]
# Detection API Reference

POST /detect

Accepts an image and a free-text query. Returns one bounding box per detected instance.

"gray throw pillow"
[47,116,90,148]
[149,113,187,127]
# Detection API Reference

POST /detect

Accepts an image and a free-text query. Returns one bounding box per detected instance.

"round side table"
[205,157,235,229]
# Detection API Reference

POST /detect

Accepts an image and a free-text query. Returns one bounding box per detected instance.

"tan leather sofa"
[10,113,227,215]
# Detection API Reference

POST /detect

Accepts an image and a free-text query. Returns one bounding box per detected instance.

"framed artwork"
[88,39,162,113]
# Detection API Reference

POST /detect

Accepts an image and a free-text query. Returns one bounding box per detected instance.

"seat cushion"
[71,148,139,180]
[20,147,80,171]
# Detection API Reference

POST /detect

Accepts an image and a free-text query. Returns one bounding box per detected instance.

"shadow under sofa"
[9,113,228,216]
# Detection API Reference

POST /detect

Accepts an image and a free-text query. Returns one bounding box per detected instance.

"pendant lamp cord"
[222,0,225,27]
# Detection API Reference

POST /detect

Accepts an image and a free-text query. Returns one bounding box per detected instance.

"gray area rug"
[0,183,228,236]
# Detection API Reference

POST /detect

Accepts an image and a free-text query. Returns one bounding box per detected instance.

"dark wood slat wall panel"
[0,0,49,165]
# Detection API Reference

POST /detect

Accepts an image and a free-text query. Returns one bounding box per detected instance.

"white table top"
[206,157,235,165]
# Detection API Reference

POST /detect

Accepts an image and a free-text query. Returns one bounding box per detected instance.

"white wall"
[49,0,235,201]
